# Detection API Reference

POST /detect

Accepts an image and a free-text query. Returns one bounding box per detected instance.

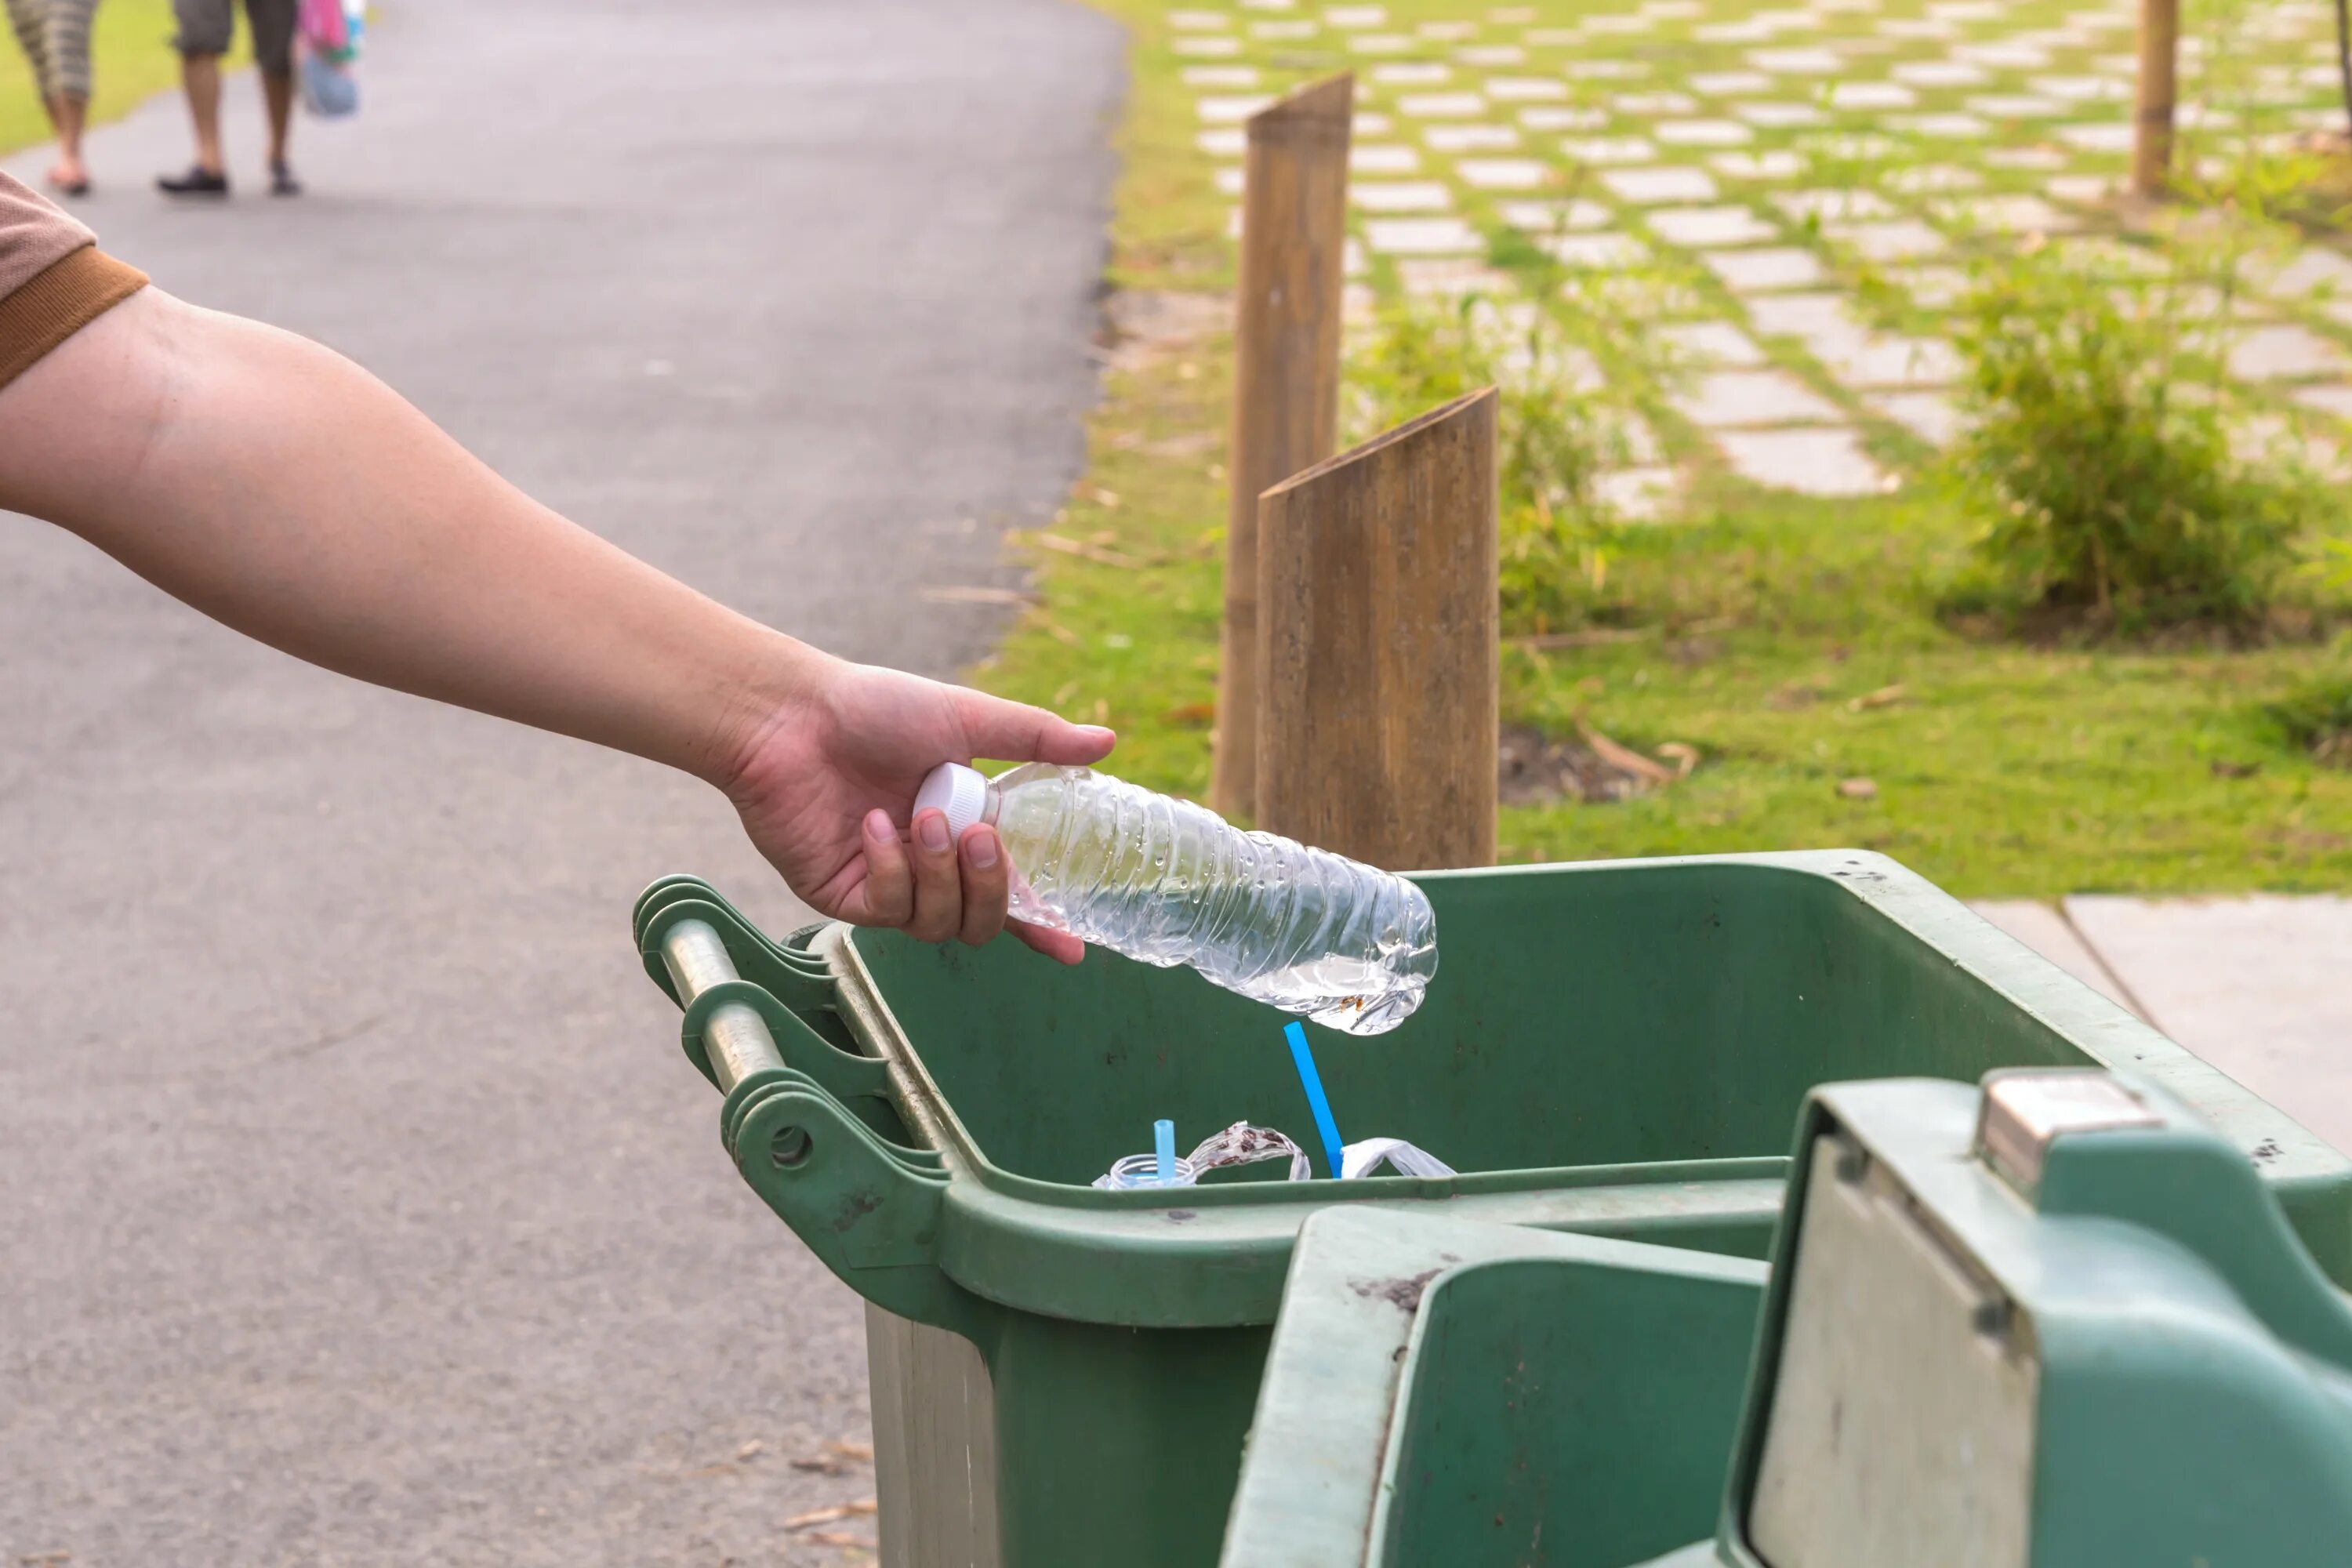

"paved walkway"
[0,1,1121,1563]
[1973,895,2352,1152]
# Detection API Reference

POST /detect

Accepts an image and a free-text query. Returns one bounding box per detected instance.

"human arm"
[0,285,1111,958]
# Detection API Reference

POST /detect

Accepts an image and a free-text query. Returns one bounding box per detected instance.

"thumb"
[953,688,1116,766]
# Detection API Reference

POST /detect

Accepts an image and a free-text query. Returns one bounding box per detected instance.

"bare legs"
[260,66,289,169]
[162,53,296,191]
[44,89,85,188]
[180,51,223,174]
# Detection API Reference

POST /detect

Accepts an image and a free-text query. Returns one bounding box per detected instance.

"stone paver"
[2061,897,2352,1155]
[1874,388,1965,441]
[1661,318,1769,365]
[1602,164,1720,203]
[1354,179,1456,211]
[1364,216,1483,253]
[1651,204,1780,245]
[1717,426,1889,492]
[1706,245,1830,289]
[1679,368,1846,426]
[1500,197,1613,229]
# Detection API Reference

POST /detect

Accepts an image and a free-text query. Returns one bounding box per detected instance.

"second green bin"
[633,851,2352,1568]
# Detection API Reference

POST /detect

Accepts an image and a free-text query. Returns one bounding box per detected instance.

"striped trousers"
[5,0,98,102]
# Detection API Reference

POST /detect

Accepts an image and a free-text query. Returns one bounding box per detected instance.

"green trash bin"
[1225,1069,2352,1567]
[1219,1206,1769,1568]
[631,852,2352,1568]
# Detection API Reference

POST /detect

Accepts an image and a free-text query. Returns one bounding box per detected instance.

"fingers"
[857,809,913,926]
[854,803,1055,959]
[953,688,1116,767]
[956,825,1010,948]
[906,808,963,942]
[1007,919,1087,965]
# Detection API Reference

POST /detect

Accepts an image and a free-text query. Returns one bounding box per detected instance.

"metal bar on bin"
[659,918,787,1092]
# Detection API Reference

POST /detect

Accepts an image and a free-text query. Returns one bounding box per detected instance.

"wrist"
[702,630,842,798]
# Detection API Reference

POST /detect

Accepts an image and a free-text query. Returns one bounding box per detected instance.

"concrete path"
[0,2,1122,1563]
[1973,897,2352,1153]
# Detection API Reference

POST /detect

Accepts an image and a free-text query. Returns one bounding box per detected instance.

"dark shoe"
[158,165,230,197]
[270,161,302,197]
[49,175,90,198]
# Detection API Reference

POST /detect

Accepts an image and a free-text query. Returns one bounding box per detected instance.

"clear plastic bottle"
[914,762,1439,1035]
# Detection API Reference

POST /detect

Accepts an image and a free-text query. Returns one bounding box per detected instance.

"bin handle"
[729,1080,989,1337]
[638,884,886,1100]
[634,876,836,1016]
[633,877,989,1341]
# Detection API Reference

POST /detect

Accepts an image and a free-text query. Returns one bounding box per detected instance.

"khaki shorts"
[172,0,294,76]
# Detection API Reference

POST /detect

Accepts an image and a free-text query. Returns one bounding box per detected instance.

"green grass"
[0,0,233,161]
[993,0,2352,896]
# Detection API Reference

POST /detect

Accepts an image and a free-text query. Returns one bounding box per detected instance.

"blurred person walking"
[4,0,99,196]
[158,0,299,196]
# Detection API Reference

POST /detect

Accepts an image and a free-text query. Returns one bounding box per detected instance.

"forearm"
[0,288,818,785]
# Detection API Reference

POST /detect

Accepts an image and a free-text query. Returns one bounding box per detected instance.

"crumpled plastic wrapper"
[1185,1120,1313,1182]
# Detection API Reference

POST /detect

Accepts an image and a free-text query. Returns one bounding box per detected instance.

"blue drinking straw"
[1154,1118,1178,1187]
[1284,1022,1346,1180]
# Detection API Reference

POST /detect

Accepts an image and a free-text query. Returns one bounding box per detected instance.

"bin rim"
[824,848,2347,1203]
[721,848,2351,1330]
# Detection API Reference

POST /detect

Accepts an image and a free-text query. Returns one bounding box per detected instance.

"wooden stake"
[1254,389,1499,872]
[2132,0,2179,198]
[1211,74,1354,822]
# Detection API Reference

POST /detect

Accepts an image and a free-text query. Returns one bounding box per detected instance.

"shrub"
[1342,269,1674,631]
[2263,676,2352,768]
[1944,242,2330,635]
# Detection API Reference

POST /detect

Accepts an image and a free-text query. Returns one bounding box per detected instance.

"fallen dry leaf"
[1092,488,1121,510]
[1838,777,1879,800]
[1577,723,1679,786]
[1514,626,1651,651]
[1849,683,1907,711]
[1162,701,1215,728]
[1036,532,1150,569]
[735,1439,764,1461]
[919,585,1023,606]
[1044,622,1081,647]
[1653,742,1700,779]
[785,1499,880,1530]
[2211,759,2261,779]
[804,1529,877,1549]
[790,1458,852,1476]
[829,1440,875,1463]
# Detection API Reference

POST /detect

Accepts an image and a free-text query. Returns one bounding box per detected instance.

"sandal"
[157,165,230,197]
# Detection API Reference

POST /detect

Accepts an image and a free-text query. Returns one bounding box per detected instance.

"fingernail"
[966,829,1000,869]
[866,809,895,844]
[916,811,949,852]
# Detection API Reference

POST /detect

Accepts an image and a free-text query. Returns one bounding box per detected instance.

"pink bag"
[298,0,353,63]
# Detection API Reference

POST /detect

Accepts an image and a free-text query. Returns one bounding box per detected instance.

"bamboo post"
[2131,0,2178,198]
[1254,389,1500,871]
[1210,73,1354,822]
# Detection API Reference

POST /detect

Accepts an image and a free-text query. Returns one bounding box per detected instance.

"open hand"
[722,659,1115,962]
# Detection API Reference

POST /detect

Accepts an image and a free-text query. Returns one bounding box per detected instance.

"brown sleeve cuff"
[0,245,149,392]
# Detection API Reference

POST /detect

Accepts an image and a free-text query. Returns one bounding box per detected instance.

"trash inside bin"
[632,851,2352,1568]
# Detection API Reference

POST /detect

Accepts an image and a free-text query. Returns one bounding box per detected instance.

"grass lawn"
[0,0,224,162]
[976,0,2352,896]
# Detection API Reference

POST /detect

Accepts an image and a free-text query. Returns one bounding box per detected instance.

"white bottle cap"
[914,762,989,838]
